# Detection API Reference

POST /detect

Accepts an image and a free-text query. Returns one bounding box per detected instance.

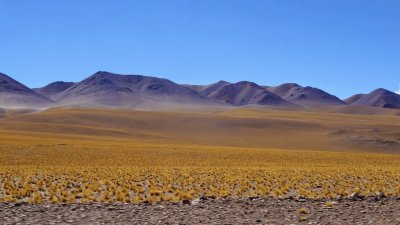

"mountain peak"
[200,80,231,97]
[371,88,393,95]
[34,81,76,99]
[0,72,53,108]
[215,80,230,85]
[0,72,36,94]
[348,88,400,109]
[207,81,292,107]
[267,83,345,107]
[52,72,220,108]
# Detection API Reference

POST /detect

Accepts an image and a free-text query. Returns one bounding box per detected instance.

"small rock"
[297,198,308,203]
[374,192,386,201]
[107,206,116,211]
[191,198,200,205]
[182,199,191,205]
[200,196,208,201]
[299,216,308,222]
[14,202,24,207]
[350,192,364,200]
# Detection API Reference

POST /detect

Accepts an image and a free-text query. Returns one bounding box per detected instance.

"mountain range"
[1,71,400,111]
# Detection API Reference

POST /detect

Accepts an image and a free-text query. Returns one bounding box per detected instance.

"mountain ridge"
[266,83,346,107]
[52,71,224,109]
[345,88,400,109]
[1,71,399,110]
[0,72,54,108]
[34,81,75,99]
[207,81,296,107]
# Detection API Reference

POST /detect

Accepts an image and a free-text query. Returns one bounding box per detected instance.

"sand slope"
[0,107,399,153]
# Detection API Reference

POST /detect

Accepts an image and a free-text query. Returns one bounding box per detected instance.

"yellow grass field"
[0,107,400,203]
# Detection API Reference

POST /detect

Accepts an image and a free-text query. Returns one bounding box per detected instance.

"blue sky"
[0,0,399,98]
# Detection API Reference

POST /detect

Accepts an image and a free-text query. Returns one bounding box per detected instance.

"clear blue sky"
[1,0,399,98]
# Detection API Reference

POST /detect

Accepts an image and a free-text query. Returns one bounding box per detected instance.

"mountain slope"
[200,81,231,97]
[208,81,294,107]
[267,83,346,107]
[0,72,54,108]
[53,71,223,109]
[344,94,365,104]
[346,88,400,109]
[34,81,75,99]
[182,84,207,92]
[183,81,231,97]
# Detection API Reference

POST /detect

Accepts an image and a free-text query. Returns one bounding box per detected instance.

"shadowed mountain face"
[183,81,231,97]
[208,81,293,107]
[34,81,75,99]
[53,71,222,108]
[0,73,53,108]
[200,81,231,97]
[346,89,400,109]
[182,84,207,92]
[266,83,301,97]
[267,83,346,107]
[344,94,365,104]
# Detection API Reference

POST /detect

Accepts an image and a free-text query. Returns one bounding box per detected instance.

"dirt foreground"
[1,197,400,225]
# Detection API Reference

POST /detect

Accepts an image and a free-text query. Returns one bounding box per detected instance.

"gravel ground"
[1,197,400,225]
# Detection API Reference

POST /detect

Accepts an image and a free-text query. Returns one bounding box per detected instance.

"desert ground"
[1,107,400,224]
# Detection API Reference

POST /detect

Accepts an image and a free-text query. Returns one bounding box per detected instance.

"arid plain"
[1,107,400,224]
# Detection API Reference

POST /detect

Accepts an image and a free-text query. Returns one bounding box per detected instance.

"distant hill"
[266,83,301,97]
[344,94,365,104]
[330,105,400,116]
[266,83,346,107]
[199,81,231,97]
[34,81,75,99]
[0,72,53,108]
[183,81,231,97]
[2,71,399,111]
[207,81,294,107]
[345,88,400,109]
[53,71,223,109]
[182,84,207,92]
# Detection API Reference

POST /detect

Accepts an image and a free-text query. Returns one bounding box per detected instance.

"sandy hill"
[53,71,223,109]
[0,72,54,109]
[345,88,400,109]
[330,105,400,116]
[34,81,75,99]
[267,83,346,108]
[207,81,294,107]
[0,107,399,153]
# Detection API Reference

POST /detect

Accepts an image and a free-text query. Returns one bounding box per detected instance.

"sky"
[0,0,399,98]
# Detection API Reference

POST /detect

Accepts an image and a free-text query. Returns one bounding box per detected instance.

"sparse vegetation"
[1,138,400,204]
[0,108,399,204]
